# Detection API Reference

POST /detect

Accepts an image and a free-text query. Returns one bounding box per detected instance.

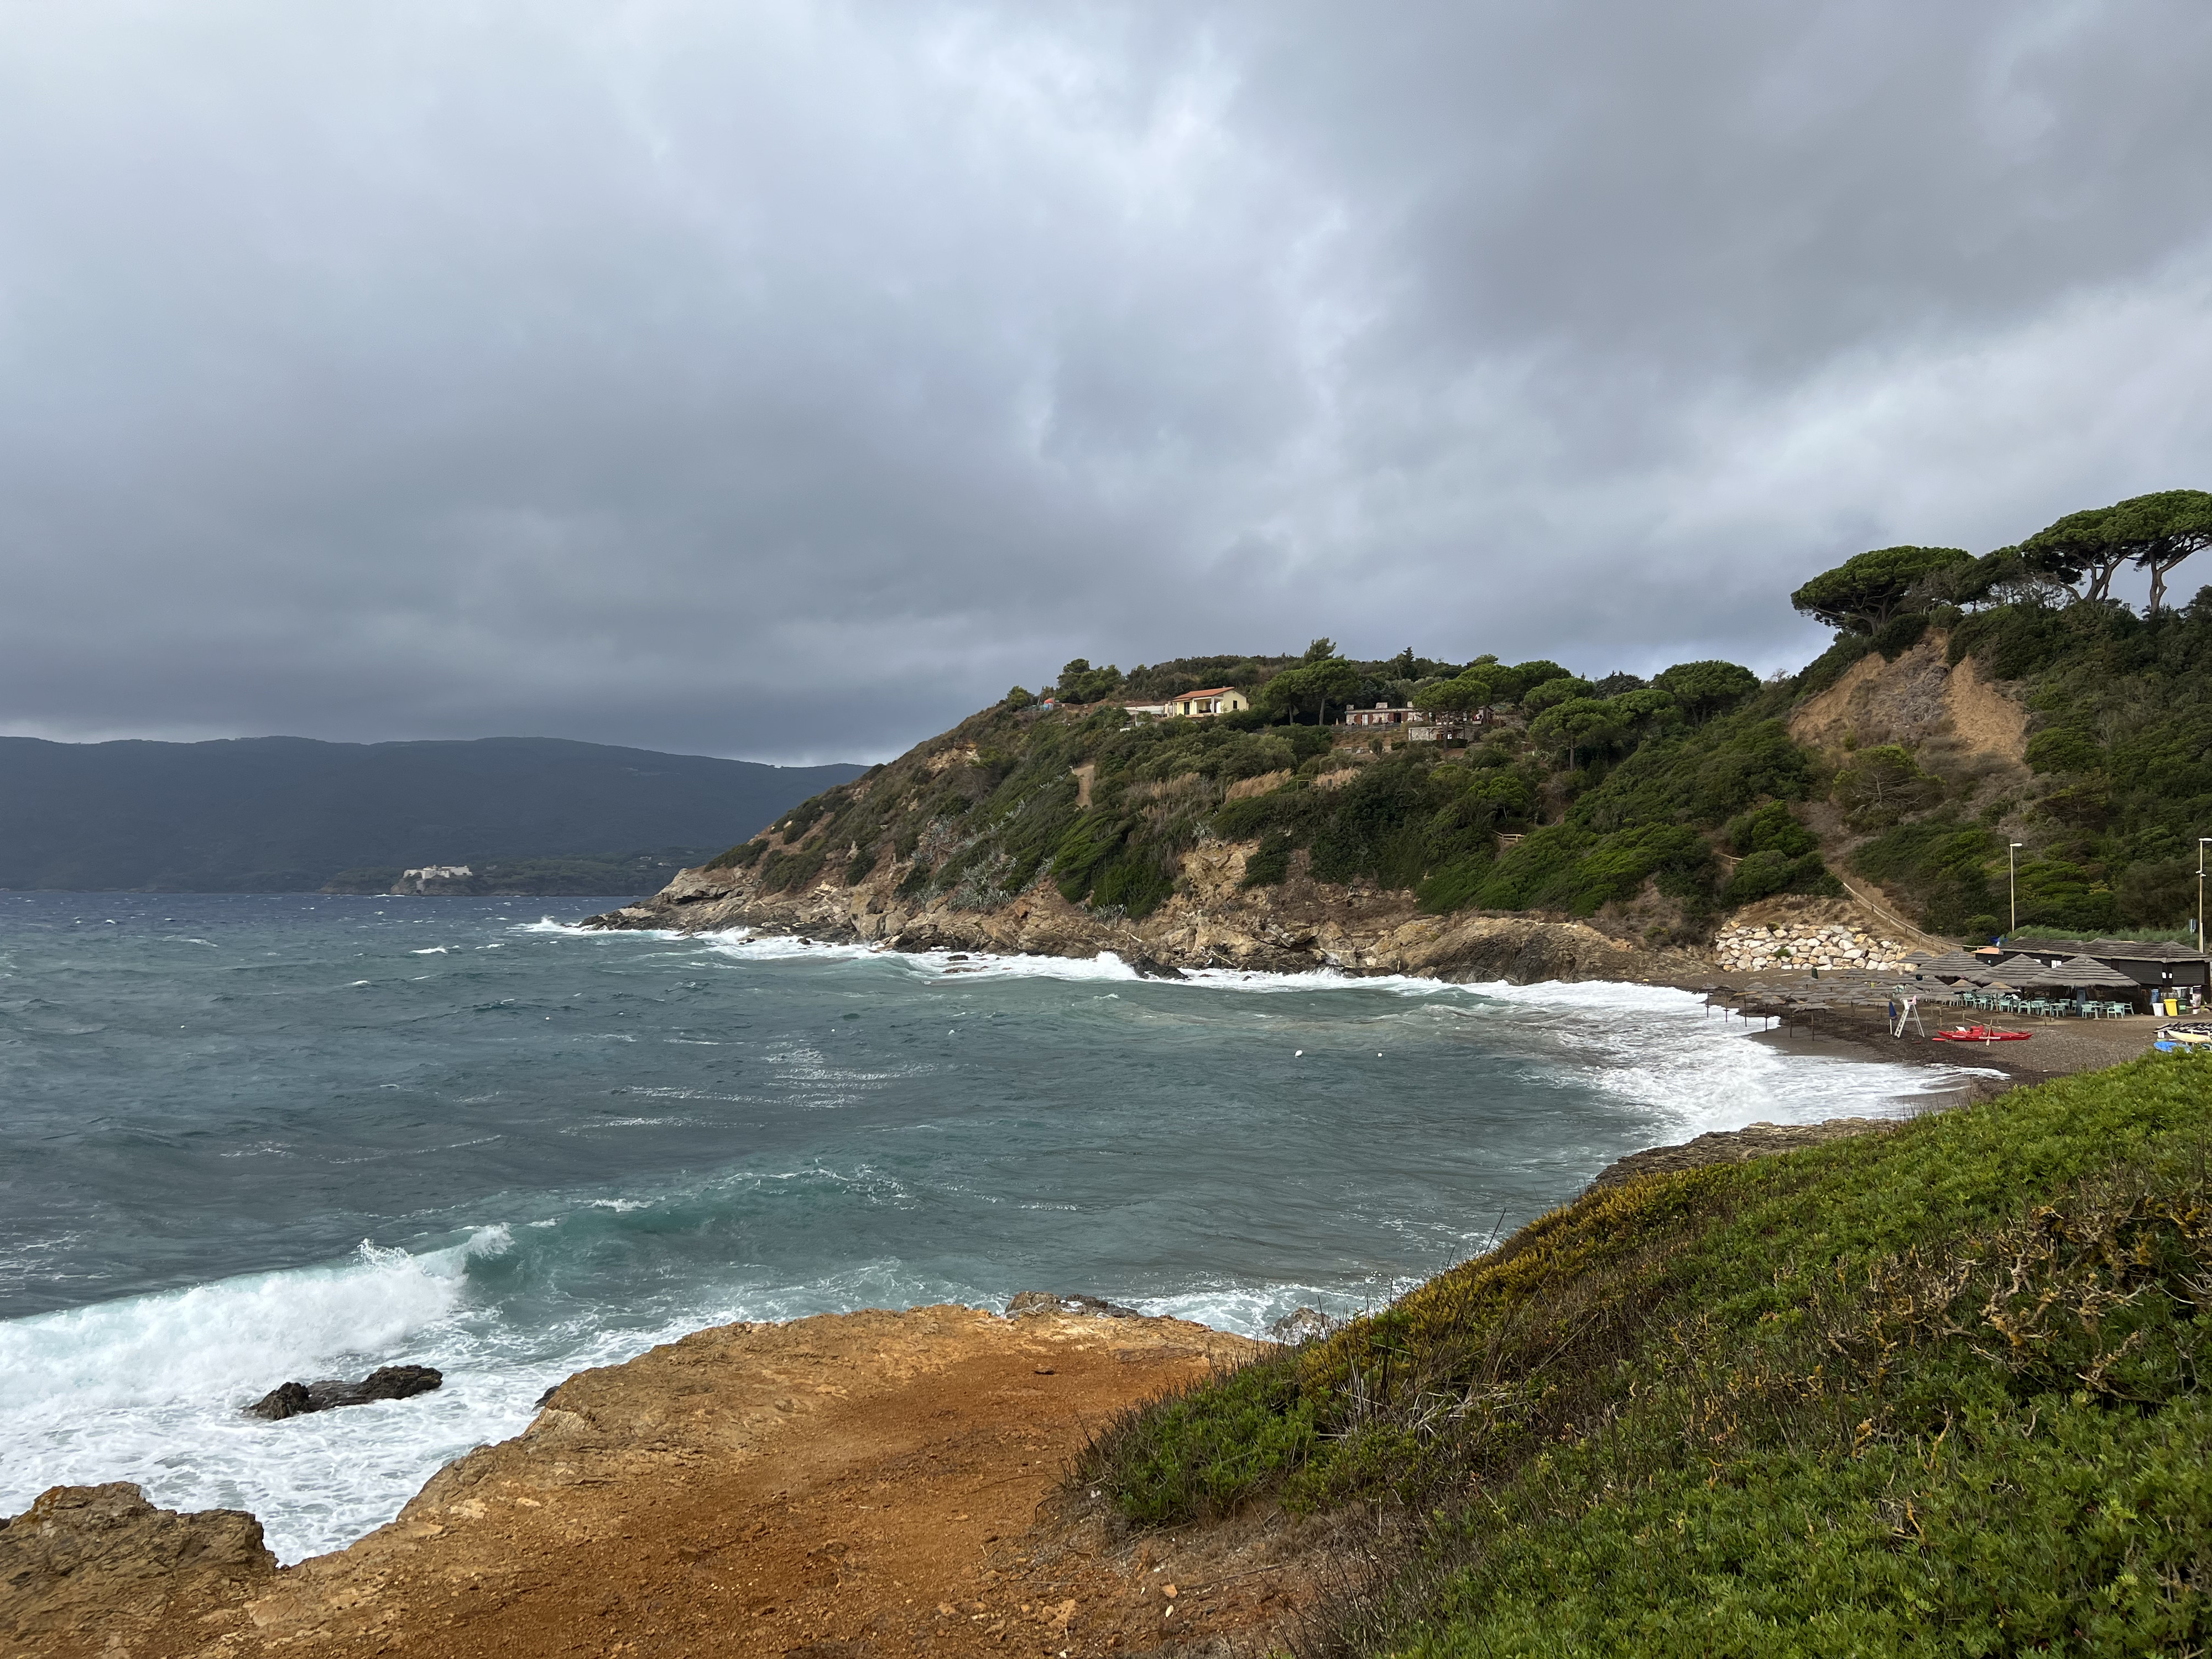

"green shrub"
[1727,800,1818,857]
[1831,743,1943,831]
[1241,831,1294,888]
[1050,812,1123,902]
[2025,725,2104,774]
[1078,1058,2212,1655]
[1870,609,1928,659]
[1720,848,1834,906]
[1093,850,1175,916]
[1415,854,1491,914]
[704,838,769,872]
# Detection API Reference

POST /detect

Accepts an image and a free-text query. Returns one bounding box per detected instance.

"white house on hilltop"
[1124,687,1250,719]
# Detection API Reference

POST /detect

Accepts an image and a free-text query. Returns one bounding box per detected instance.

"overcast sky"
[3,2,2209,763]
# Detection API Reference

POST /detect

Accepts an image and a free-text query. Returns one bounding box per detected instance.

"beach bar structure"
[1908,938,2208,1012]
[2006,938,2211,999]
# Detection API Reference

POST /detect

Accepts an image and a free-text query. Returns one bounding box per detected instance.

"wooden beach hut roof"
[2075,938,2210,963]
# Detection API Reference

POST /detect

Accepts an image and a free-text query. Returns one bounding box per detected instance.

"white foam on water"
[13,922,1987,1562]
[1447,977,1975,1136]
[0,1201,959,1564]
[1136,1281,1404,1340]
[542,921,1981,1138]
[0,1229,524,1563]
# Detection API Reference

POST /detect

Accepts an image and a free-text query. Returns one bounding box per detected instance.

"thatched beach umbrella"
[1993,953,2060,984]
[1917,949,1989,980]
[2033,954,2141,996]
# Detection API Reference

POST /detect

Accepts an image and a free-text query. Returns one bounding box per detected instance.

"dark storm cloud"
[2,1,2208,760]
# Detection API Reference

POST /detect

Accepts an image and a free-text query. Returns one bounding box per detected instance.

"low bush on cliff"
[1077,1057,2212,1654]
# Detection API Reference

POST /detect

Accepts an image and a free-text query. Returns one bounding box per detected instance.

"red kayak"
[1932,1025,2032,1042]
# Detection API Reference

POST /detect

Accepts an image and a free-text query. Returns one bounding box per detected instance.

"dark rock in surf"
[1120,952,1187,980]
[249,1381,314,1419]
[247,1364,444,1420]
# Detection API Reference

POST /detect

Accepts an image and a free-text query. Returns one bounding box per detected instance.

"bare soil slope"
[1786,630,2028,767]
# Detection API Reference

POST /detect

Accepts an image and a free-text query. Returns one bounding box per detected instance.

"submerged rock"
[1005,1291,1141,1319]
[247,1364,444,1420]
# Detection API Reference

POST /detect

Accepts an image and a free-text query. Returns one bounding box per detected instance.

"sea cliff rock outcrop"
[589,842,1704,986]
[0,1482,276,1654]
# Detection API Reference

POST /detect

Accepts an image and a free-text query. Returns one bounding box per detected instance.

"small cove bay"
[1,893,1969,1561]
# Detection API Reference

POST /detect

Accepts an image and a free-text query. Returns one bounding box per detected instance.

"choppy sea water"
[0,893,1971,1561]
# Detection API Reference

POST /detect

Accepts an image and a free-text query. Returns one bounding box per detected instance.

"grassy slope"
[1078,1056,2212,1655]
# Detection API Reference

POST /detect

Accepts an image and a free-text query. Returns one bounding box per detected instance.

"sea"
[0,893,1971,1563]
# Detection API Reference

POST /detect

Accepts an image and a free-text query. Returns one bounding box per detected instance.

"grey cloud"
[1,1,2208,761]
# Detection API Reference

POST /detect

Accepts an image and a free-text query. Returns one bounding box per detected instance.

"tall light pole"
[2199,838,2210,946]
[2008,843,2023,938]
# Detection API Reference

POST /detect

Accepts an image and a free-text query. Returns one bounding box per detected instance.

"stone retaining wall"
[1715,920,1908,973]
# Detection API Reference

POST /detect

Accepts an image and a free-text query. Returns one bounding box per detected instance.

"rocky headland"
[587,849,1707,987]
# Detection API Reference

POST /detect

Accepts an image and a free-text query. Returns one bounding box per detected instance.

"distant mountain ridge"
[0,735,865,893]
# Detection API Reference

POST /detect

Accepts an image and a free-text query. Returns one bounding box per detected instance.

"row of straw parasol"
[1705,947,2140,1034]
[1911,949,2138,996]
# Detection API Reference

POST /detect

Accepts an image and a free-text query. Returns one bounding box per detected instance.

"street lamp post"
[2008,843,2023,939]
[2199,838,2210,946]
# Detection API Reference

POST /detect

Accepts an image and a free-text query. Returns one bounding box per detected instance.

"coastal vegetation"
[713,651,1824,945]
[1078,1055,2212,1653]
[706,487,2212,946]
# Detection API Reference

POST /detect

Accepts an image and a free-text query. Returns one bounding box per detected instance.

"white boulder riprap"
[1714,920,1908,973]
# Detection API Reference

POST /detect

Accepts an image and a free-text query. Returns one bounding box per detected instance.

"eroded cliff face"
[589,834,1707,987]
[1786,628,2030,772]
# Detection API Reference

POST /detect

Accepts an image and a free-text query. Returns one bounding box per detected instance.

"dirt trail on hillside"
[8,1306,1318,1659]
